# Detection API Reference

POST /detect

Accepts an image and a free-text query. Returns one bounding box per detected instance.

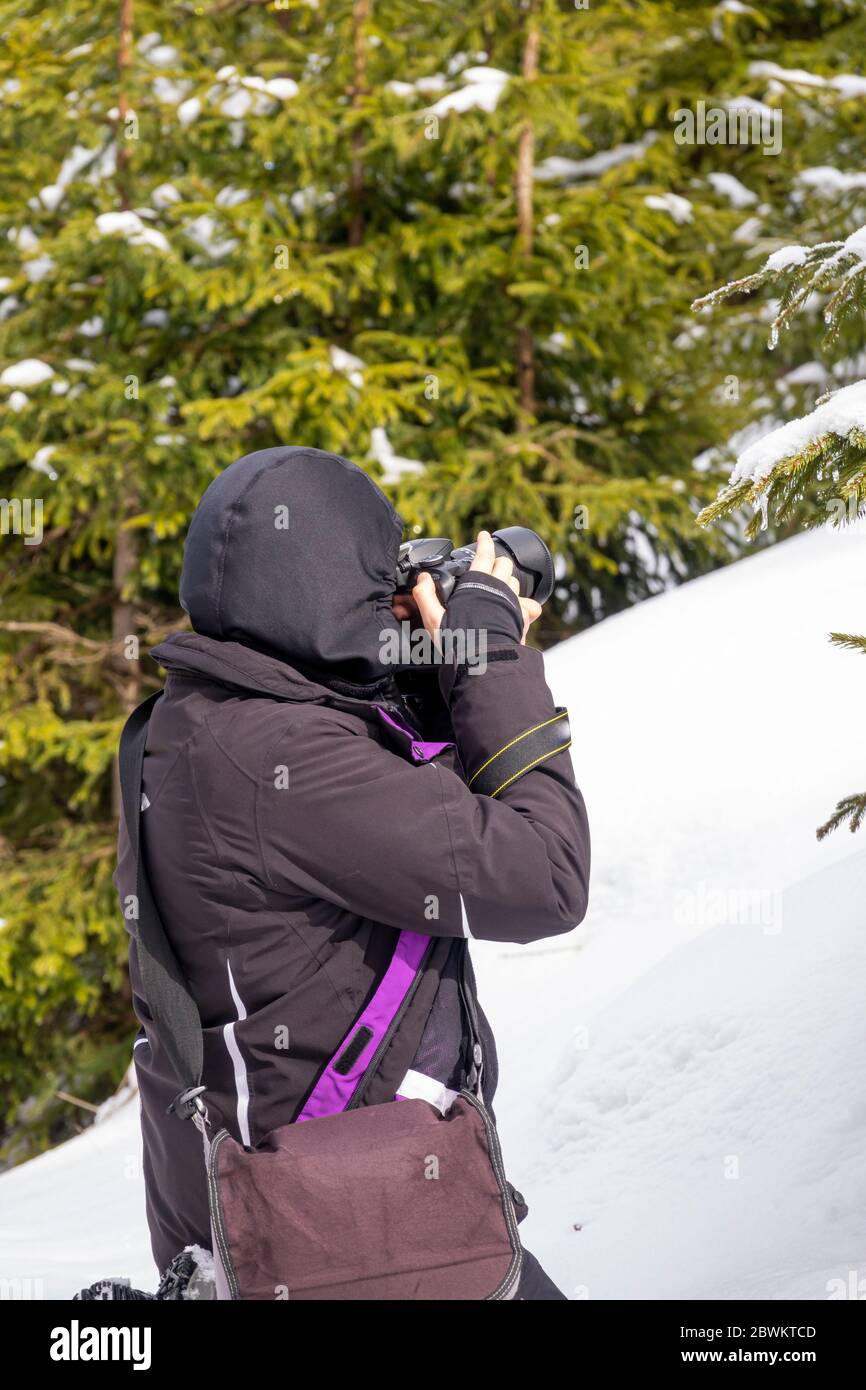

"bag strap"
[119,693,208,1121]
[457,942,486,1097]
[296,931,434,1121]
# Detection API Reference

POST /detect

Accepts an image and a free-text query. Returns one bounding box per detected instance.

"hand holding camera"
[397,530,543,646]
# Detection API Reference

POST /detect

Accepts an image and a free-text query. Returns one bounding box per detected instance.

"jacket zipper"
[345,937,436,1110]
[460,1088,524,1300]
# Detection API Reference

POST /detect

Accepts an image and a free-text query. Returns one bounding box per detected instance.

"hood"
[178,445,404,686]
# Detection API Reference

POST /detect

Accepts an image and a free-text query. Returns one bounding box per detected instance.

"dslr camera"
[395,526,554,605]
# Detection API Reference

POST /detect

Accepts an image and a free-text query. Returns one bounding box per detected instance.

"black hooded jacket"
[115,446,590,1272]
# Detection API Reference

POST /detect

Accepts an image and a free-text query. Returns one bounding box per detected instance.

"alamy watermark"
[50,1320,151,1370]
[674,881,783,935]
[673,100,782,156]
[380,621,488,674]
[0,496,43,545]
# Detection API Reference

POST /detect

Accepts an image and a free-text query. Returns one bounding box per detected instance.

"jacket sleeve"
[257,577,590,945]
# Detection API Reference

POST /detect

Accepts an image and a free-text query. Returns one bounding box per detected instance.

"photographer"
[115,444,591,1300]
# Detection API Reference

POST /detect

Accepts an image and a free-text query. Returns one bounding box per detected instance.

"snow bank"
[514,850,866,1299]
[475,525,866,1299]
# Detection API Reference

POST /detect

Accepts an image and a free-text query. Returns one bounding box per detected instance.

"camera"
[395,526,555,605]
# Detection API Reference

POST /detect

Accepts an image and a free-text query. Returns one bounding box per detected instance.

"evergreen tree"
[1,0,862,1155]
[689,0,866,838]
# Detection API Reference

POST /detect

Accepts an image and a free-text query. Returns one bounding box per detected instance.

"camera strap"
[467,707,571,798]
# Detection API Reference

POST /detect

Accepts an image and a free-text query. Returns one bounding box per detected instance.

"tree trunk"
[116,0,134,210]
[348,0,371,247]
[112,0,140,819]
[515,7,540,423]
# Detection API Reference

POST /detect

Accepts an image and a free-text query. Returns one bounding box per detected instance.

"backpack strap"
[119,693,207,1121]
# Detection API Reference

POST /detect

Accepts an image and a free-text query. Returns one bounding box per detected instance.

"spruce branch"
[817,792,866,840]
[829,632,866,655]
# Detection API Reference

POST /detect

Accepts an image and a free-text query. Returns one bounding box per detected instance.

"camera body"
[395,526,554,605]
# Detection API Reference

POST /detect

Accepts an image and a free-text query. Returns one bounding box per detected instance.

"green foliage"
[1,0,862,1156]
[686,2,866,837]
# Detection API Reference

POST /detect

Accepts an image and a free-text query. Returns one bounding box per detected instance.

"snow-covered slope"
[1,526,864,1299]
[494,850,866,1300]
[478,524,866,1300]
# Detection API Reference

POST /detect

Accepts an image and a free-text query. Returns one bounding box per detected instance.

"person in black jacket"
[115,445,590,1299]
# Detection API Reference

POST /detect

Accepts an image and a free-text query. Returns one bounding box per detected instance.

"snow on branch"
[697,379,866,534]
[731,380,866,488]
[692,223,866,350]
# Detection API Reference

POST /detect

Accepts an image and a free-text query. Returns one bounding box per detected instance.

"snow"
[211,71,299,120]
[214,186,251,209]
[9,226,39,252]
[177,97,201,127]
[505,851,866,1300]
[748,60,826,89]
[94,211,169,254]
[723,94,776,120]
[763,243,809,271]
[644,192,693,225]
[478,527,866,1300]
[30,446,58,480]
[387,74,447,98]
[842,226,866,265]
[261,79,298,102]
[153,77,191,107]
[2,529,865,1299]
[328,344,365,388]
[733,214,763,243]
[22,257,54,284]
[290,186,335,214]
[0,1102,155,1297]
[706,172,757,208]
[37,185,64,212]
[183,215,237,260]
[535,134,656,183]
[730,378,866,485]
[367,426,426,483]
[0,358,54,388]
[798,167,866,197]
[781,361,830,387]
[831,76,866,101]
[151,183,181,209]
[53,143,116,190]
[424,66,509,117]
[143,44,180,68]
[749,60,866,102]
